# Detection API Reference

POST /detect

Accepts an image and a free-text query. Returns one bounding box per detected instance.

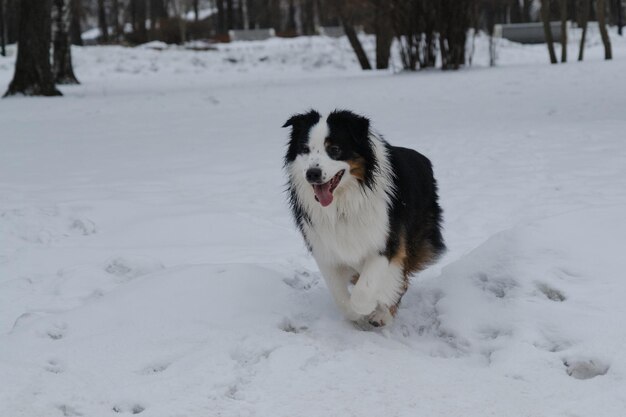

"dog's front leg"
[318,263,362,321]
[350,255,405,319]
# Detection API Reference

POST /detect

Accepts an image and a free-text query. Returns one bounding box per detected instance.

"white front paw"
[350,286,377,315]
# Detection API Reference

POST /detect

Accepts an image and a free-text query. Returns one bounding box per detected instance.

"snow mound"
[2,207,625,416]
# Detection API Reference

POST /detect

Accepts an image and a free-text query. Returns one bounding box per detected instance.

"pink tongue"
[313,183,334,207]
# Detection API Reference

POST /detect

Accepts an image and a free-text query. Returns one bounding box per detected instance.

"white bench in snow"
[228,28,276,41]
[494,22,570,44]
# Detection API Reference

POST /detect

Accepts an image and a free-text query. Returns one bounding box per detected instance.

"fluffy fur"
[283,110,445,327]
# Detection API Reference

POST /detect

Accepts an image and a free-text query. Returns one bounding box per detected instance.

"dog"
[283,110,445,327]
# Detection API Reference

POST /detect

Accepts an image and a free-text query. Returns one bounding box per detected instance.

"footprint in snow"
[283,269,319,291]
[57,404,82,417]
[45,359,64,374]
[112,404,145,414]
[104,256,164,282]
[535,282,566,302]
[69,218,96,236]
[137,361,171,375]
[474,272,518,299]
[279,317,308,334]
[45,322,68,340]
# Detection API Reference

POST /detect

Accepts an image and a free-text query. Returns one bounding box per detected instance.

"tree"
[4,0,61,97]
[300,0,316,35]
[170,0,188,44]
[226,0,234,30]
[287,0,297,32]
[371,0,393,69]
[618,0,623,36]
[97,0,109,42]
[149,0,168,37]
[1,0,6,57]
[193,0,199,21]
[439,0,471,70]
[541,0,558,64]
[52,0,79,84]
[111,0,122,40]
[4,0,19,44]
[389,0,420,70]
[481,0,498,67]
[596,0,612,59]
[69,0,84,45]
[578,0,590,60]
[131,0,148,43]
[337,2,372,70]
[559,0,567,62]
[216,0,226,34]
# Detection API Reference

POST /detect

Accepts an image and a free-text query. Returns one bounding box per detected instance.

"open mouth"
[312,170,344,207]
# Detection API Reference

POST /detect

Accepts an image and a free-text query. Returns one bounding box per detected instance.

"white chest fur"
[303,188,390,269]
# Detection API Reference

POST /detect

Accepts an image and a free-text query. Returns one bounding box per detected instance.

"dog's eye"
[299,144,310,154]
[327,145,341,159]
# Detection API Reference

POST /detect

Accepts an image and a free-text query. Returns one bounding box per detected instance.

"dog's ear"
[282,110,321,129]
[282,116,298,128]
[328,110,370,142]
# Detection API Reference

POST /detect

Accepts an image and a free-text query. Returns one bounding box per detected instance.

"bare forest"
[0,0,623,96]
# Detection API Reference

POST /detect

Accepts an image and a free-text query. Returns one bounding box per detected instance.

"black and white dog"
[283,110,445,327]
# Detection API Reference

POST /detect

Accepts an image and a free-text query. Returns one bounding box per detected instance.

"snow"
[1,31,626,417]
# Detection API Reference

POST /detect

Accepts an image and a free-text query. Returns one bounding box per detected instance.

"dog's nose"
[306,168,323,184]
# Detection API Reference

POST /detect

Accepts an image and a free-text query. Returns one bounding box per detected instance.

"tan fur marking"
[347,156,366,181]
[388,237,410,316]
[406,241,437,275]
[387,237,437,316]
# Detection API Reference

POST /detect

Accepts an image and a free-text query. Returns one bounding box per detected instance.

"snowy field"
[1,32,626,417]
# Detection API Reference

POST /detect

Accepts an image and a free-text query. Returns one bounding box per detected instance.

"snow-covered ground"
[1,32,626,417]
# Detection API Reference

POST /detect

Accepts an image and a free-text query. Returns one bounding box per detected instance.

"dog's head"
[283,110,377,207]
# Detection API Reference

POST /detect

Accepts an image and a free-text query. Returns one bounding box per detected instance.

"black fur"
[383,146,445,267]
[283,109,321,164]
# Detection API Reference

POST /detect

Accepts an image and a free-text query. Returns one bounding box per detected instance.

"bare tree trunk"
[240,0,248,29]
[559,0,567,62]
[520,0,531,21]
[337,4,371,70]
[618,0,623,35]
[597,0,613,59]
[226,0,234,30]
[270,0,282,31]
[287,0,296,32]
[97,0,109,42]
[4,0,61,97]
[0,0,6,57]
[300,0,314,35]
[216,0,226,34]
[111,0,121,40]
[541,0,558,63]
[193,0,199,21]
[246,0,256,28]
[134,0,148,43]
[53,0,79,84]
[373,0,392,69]
[69,0,83,45]
[578,0,589,59]
[168,0,187,43]
[5,0,17,44]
